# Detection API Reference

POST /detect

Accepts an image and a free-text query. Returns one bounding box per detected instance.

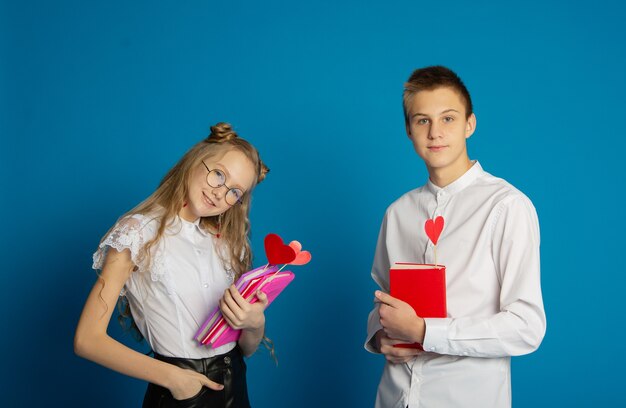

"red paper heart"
[264,233,296,265]
[288,241,312,266]
[424,216,445,245]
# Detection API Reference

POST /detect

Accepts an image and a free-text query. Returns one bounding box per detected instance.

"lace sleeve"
[92,215,154,271]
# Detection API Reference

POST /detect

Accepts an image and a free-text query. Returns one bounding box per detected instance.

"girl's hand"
[219,285,268,331]
[168,366,223,400]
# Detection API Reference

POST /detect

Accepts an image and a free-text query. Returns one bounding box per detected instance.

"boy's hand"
[375,290,425,344]
[375,330,422,364]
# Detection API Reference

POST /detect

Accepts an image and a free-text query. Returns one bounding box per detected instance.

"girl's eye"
[232,189,243,200]
[213,169,226,183]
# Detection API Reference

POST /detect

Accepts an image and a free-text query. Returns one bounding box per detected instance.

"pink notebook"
[195,265,295,348]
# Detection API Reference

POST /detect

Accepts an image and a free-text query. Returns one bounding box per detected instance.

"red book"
[389,262,447,349]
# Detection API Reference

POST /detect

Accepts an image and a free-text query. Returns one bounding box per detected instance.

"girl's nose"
[212,185,227,199]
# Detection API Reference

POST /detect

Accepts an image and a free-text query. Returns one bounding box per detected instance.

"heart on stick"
[288,240,312,266]
[424,216,445,245]
[264,233,296,265]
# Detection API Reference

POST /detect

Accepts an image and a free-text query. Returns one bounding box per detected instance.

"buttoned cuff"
[365,322,383,354]
[365,308,383,354]
[422,317,452,353]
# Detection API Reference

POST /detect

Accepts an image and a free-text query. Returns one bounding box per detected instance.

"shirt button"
[224,356,231,365]
[203,283,209,288]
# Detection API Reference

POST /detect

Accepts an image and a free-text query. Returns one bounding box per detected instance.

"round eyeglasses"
[201,161,245,206]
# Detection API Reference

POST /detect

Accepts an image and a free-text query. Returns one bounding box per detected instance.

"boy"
[365,66,546,407]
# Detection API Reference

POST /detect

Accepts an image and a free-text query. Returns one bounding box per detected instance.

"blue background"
[2,0,625,406]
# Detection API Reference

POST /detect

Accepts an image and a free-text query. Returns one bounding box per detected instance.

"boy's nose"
[428,123,441,139]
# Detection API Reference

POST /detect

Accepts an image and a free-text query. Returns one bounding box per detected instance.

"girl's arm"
[219,286,268,357]
[74,248,223,399]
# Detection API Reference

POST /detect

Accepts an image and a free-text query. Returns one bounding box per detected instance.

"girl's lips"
[203,192,216,207]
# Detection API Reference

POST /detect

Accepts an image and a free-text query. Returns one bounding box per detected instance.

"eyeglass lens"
[206,169,243,205]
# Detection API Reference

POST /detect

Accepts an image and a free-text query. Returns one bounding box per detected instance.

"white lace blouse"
[92,213,236,359]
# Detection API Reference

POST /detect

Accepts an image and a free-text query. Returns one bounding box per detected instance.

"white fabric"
[93,213,236,359]
[365,161,546,408]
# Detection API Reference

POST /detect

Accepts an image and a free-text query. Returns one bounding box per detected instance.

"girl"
[75,123,270,408]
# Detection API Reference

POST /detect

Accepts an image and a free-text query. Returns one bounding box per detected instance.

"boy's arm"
[364,212,389,353]
[422,196,546,357]
[364,212,421,363]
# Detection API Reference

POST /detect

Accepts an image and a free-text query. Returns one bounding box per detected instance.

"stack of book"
[195,264,294,348]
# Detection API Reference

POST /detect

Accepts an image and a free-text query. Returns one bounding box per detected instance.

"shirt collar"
[177,215,212,237]
[426,161,484,196]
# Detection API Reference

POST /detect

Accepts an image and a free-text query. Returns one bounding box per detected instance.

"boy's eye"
[443,116,454,123]
[417,118,429,125]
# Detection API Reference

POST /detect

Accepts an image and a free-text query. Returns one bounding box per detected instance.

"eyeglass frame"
[201,160,245,206]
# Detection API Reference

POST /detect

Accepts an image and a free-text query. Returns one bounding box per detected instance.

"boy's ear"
[405,121,412,138]
[465,113,476,139]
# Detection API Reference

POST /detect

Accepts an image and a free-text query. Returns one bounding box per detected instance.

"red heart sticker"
[264,233,297,265]
[424,216,445,245]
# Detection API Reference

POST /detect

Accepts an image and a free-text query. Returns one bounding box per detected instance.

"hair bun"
[257,161,270,183]
[207,122,238,143]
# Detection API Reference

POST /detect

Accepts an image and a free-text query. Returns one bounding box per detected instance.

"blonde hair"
[124,122,268,277]
[102,122,269,336]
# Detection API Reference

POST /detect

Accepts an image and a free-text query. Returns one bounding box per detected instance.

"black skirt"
[142,346,251,408]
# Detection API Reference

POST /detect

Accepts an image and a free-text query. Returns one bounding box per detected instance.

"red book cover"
[389,262,447,349]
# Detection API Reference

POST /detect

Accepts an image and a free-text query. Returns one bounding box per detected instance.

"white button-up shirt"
[93,214,236,359]
[365,162,546,408]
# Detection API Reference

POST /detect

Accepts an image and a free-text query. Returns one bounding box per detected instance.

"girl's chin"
[201,208,224,218]
[180,205,220,221]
